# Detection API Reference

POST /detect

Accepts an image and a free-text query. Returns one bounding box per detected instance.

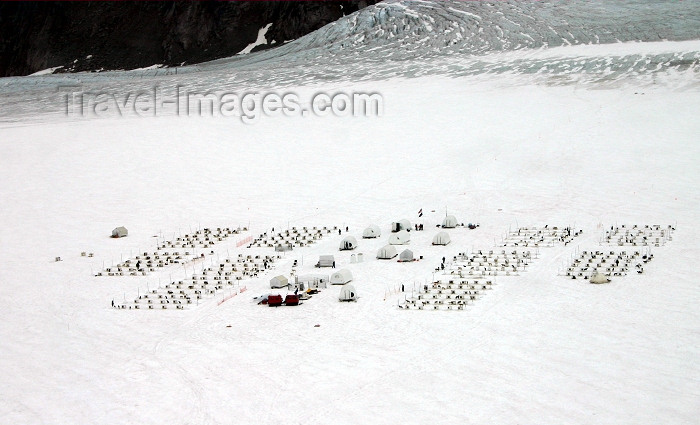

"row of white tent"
[270,268,354,288]
[388,230,451,245]
[343,230,451,249]
[361,216,460,239]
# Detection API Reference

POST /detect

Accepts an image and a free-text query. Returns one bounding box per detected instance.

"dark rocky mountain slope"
[0,1,376,77]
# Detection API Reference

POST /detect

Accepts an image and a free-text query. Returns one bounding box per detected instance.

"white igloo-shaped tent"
[432,231,451,246]
[391,219,411,233]
[362,224,381,239]
[399,249,414,262]
[111,226,128,238]
[270,275,289,289]
[338,283,357,302]
[376,245,398,259]
[589,272,611,284]
[442,215,458,228]
[389,230,410,245]
[339,236,358,251]
[330,268,353,285]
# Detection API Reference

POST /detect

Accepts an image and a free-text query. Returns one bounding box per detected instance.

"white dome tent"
[398,249,414,262]
[389,230,410,245]
[391,219,411,233]
[330,269,353,285]
[338,284,357,302]
[362,224,381,238]
[376,245,398,259]
[339,236,358,251]
[442,215,458,228]
[432,231,451,246]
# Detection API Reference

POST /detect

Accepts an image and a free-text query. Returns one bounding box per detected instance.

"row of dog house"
[340,231,452,251]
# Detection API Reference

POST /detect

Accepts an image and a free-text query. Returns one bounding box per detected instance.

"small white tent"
[399,249,414,262]
[442,215,458,228]
[270,275,289,289]
[339,236,358,251]
[391,219,411,233]
[589,272,611,284]
[432,231,451,246]
[362,224,381,239]
[338,283,357,302]
[376,245,398,259]
[389,230,410,245]
[111,226,128,238]
[330,268,353,285]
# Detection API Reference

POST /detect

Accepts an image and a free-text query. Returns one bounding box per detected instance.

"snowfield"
[1,1,699,424]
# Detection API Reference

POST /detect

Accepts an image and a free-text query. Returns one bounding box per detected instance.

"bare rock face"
[0,1,376,77]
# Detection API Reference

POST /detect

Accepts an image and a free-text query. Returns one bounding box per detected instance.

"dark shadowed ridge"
[0,1,377,77]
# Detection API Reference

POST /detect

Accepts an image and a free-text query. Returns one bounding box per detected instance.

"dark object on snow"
[267,294,283,307]
[0,1,378,77]
[284,294,300,306]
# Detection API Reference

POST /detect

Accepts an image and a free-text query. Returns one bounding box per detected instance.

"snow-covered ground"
[1,1,699,424]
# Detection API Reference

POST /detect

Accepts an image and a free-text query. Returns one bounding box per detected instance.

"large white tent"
[389,230,410,245]
[316,255,335,267]
[442,215,458,228]
[338,284,357,302]
[432,231,451,245]
[391,219,411,233]
[376,245,398,259]
[399,249,414,262]
[339,236,358,251]
[362,224,381,238]
[270,275,289,289]
[330,268,353,285]
[111,226,128,238]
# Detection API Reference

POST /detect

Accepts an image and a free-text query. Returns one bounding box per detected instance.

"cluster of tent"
[351,218,460,250]
[269,272,355,301]
[271,269,353,287]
